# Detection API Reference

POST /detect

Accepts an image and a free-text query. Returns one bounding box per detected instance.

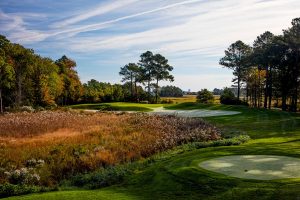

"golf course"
[1,1,300,199]
[4,102,300,200]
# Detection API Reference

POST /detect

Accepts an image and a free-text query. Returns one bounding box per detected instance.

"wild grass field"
[0,109,220,197]
[3,102,300,200]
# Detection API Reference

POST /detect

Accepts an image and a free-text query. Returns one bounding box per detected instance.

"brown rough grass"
[0,110,220,186]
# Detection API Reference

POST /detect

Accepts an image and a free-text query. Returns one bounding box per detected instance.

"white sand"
[150,107,240,118]
[199,155,300,180]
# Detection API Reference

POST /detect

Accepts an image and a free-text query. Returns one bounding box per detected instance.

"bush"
[196,89,214,103]
[0,183,38,198]
[220,88,248,106]
[4,168,40,185]
[0,183,57,198]
[160,99,174,104]
[19,106,35,113]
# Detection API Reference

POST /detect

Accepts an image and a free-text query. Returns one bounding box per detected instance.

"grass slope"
[7,103,300,200]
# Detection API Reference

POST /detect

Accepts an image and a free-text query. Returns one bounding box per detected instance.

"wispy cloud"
[50,0,139,28]
[0,10,49,43]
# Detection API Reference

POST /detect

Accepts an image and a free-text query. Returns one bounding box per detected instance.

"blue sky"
[1,0,300,91]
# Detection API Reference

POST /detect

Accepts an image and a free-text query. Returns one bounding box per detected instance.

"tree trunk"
[16,72,22,107]
[258,69,261,108]
[237,76,240,100]
[254,76,257,107]
[246,83,249,103]
[130,73,133,101]
[0,89,3,113]
[134,81,138,102]
[264,65,268,109]
[268,66,273,109]
[155,78,159,104]
[293,51,299,112]
[282,95,287,111]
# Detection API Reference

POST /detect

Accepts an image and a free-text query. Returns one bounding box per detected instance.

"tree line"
[0,36,177,112]
[0,35,83,112]
[220,18,300,112]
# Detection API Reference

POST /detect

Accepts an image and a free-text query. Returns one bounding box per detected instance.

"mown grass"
[4,103,300,200]
[69,102,164,112]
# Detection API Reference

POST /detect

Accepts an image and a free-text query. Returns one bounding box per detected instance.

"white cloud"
[164,73,233,91]
[0,10,49,43]
[50,0,139,28]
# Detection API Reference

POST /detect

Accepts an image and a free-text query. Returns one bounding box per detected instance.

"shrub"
[160,99,174,104]
[0,183,57,198]
[19,106,35,113]
[4,168,40,185]
[67,134,250,190]
[196,89,214,103]
[220,88,248,106]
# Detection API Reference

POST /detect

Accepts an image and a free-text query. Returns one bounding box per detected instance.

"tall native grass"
[0,110,220,186]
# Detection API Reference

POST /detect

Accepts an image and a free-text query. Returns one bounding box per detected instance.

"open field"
[4,103,300,200]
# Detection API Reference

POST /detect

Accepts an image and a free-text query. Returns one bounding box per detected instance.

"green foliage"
[219,40,252,100]
[137,51,174,103]
[0,184,40,198]
[0,35,83,110]
[196,89,214,103]
[0,183,57,198]
[55,55,83,105]
[160,85,183,97]
[220,88,248,105]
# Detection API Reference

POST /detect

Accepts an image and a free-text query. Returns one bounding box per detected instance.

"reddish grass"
[0,111,220,186]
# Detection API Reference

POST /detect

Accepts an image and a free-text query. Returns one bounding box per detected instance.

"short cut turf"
[199,155,300,180]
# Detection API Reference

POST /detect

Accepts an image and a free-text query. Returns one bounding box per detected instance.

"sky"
[1,0,300,91]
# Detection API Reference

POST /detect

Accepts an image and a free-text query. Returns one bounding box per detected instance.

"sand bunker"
[199,155,300,180]
[150,107,240,118]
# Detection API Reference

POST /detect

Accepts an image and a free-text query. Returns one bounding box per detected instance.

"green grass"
[69,102,164,112]
[6,103,300,200]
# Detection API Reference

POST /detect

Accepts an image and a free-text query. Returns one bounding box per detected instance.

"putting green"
[199,155,300,180]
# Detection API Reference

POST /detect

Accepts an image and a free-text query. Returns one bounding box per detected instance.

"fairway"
[1,2,300,199]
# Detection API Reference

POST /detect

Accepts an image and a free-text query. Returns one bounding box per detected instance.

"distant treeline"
[0,36,181,111]
[220,18,300,112]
